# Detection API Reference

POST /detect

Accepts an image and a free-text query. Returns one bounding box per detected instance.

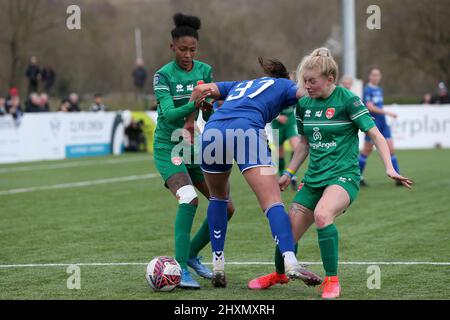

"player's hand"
[386,111,398,119]
[277,115,288,124]
[386,169,413,189]
[193,89,213,109]
[279,174,291,191]
[191,86,212,101]
[200,100,213,112]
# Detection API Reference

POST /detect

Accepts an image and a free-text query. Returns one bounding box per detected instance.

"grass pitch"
[0,149,449,299]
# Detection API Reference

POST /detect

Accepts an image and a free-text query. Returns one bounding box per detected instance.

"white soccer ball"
[145,256,182,292]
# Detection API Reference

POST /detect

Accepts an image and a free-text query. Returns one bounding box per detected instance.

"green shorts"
[271,121,298,146]
[292,175,360,211]
[153,147,205,186]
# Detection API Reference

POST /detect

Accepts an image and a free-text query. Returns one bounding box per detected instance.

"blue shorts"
[365,120,392,142]
[200,118,273,173]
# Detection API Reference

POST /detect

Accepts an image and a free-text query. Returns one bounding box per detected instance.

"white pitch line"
[0,156,152,174]
[0,173,159,195]
[0,261,449,268]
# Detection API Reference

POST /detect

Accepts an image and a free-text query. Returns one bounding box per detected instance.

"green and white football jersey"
[153,60,212,149]
[296,86,375,187]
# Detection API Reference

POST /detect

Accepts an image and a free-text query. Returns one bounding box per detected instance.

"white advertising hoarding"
[0,112,124,164]
[1,106,449,164]
[359,105,450,149]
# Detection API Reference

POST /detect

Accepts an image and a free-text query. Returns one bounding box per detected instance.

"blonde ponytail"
[296,47,339,88]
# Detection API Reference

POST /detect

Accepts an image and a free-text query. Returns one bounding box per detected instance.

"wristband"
[283,168,296,178]
[286,168,296,175]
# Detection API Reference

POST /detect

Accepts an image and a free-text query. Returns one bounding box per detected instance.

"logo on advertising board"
[50,117,61,136]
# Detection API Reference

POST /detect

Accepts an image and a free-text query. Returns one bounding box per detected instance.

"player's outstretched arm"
[366,101,397,118]
[279,135,310,191]
[193,83,221,100]
[366,127,413,189]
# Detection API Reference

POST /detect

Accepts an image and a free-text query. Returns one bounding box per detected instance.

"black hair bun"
[173,13,201,31]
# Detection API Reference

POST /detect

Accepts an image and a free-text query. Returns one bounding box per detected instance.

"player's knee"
[176,185,198,205]
[314,210,333,228]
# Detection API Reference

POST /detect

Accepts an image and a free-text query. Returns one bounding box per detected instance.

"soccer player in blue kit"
[358,67,402,186]
[190,58,322,287]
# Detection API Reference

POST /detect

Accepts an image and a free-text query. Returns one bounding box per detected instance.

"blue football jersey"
[210,77,298,127]
[363,84,385,123]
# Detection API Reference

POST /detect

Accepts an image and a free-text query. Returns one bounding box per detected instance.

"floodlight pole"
[342,0,356,78]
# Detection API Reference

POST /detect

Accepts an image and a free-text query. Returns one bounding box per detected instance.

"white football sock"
[212,251,225,271]
[283,251,298,266]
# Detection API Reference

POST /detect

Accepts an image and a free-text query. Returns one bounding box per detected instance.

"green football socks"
[174,203,197,269]
[189,217,210,259]
[317,224,339,276]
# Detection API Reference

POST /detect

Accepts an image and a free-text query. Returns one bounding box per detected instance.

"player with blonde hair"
[248,48,413,298]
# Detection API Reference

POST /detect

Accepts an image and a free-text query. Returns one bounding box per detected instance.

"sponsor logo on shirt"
[305,110,311,118]
[326,108,335,119]
[315,110,323,118]
[176,84,184,93]
[310,128,339,150]
[309,141,338,150]
[312,127,322,141]
[187,84,194,91]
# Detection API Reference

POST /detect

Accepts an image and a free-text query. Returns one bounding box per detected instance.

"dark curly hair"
[171,13,201,40]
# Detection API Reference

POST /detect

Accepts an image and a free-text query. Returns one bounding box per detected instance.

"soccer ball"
[145,256,182,292]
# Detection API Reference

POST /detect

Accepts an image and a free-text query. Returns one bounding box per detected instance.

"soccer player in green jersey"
[248,48,412,298]
[271,73,301,191]
[152,13,234,289]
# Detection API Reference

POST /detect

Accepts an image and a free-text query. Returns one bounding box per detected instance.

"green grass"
[0,150,449,300]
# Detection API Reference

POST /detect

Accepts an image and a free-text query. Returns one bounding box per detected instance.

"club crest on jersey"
[326,108,335,119]
[171,157,183,166]
[197,80,205,85]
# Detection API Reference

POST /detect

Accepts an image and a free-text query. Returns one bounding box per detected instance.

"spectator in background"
[41,66,56,94]
[125,119,147,152]
[25,93,42,113]
[39,93,50,112]
[421,93,432,105]
[132,58,148,107]
[0,96,6,115]
[68,93,81,112]
[58,99,70,112]
[25,56,41,94]
[431,82,450,104]
[6,95,23,125]
[7,87,19,103]
[90,93,108,112]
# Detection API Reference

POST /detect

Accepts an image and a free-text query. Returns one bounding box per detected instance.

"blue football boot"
[187,256,213,279]
[179,268,201,289]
